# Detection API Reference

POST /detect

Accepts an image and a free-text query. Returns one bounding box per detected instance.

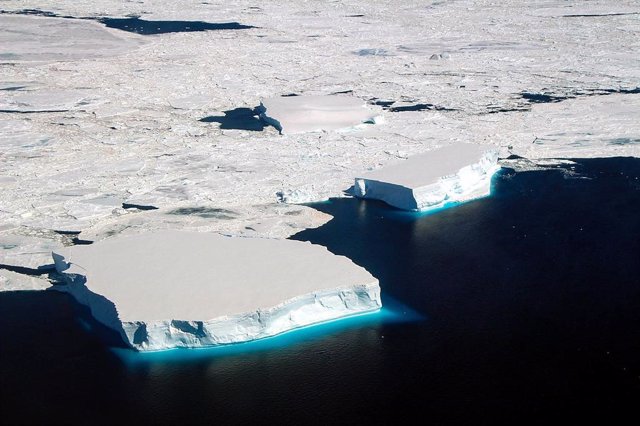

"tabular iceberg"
[52,231,381,351]
[258,95,379,134]
[354,143,500,211]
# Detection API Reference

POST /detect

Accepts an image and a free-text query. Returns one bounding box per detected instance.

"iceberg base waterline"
[123,285,380,351]
[54,277,380,351]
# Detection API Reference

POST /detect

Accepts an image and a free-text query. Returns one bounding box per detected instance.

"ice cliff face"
[120,285,380,350]
[52,231,381,351]
[355,144,500,211]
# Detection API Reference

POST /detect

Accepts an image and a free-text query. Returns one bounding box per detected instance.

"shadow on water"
[0,263,53,276]
[388,103,454,112]
[200,107,266,131]
[122,202,159,211]
[0,85,27,91]
[520,87,639,105]
[291,158,640,423]
[521,92,569,103]
[562,12,640,18]
[0,291,129,425]
[368,98,455,112]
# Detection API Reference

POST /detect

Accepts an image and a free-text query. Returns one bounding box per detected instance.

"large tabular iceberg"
[354,143,500,211]
[259,95,379,134]
[52,231,381,351]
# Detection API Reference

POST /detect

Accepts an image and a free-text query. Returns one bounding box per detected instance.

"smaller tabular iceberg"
[354,143,500,211]
[258,95,379,134]
[52,231,381,351]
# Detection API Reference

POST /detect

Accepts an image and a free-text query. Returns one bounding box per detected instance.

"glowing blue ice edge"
[381,166,505,219]
[112,297,422,364]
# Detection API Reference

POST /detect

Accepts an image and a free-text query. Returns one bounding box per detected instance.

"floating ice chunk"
[276,188,320,204]
[354,143,500,211]
[259,95,379,134]
[52,231,381,351]
[65,195,124,221]
[0,15,145,63]
[0,270,51,292]
[0,234,63,270]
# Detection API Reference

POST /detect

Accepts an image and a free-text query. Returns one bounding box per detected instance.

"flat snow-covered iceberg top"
[52,231,381,351]
[259,95,379,134]
[355,143,500,211]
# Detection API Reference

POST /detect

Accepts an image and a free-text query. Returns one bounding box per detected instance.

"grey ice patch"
[355,48,391,56]
[609,137,640,146]
[167,207,238,219]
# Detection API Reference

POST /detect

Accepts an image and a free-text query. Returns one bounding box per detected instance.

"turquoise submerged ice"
[354,143,500,211]
[52,231,381,351]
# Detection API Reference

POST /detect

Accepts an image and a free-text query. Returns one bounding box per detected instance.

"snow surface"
[355,144,500,211]
[52,230,381,351]
[259,95,379,134]
[1,0,640,291]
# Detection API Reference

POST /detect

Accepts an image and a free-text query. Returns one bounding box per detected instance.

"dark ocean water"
[0,10,255,35]
[97,17,254,35]
[1,158,639,425]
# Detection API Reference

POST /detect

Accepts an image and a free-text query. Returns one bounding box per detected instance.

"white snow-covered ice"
[52,231,381,351]
[1,0,639,292]
[355,144,500,211]
[259,95,379,134]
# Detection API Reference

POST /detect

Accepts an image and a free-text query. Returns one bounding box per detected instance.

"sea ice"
[258,95,379,134]
[2,0,639,293]
[354,143,500,211]
[0,234,63,270]
[52,231,381,351]
[0,15,144,62]
[0,269,51,292]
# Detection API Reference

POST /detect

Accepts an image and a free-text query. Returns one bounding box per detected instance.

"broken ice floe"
[0,234,63,270]
[354,143,500,211]
[53,231,381,351]
[0,269,51,291]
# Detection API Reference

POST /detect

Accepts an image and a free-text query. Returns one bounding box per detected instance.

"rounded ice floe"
[354,143,501,211]
[52,231,381,351]
[258,95,380,134]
